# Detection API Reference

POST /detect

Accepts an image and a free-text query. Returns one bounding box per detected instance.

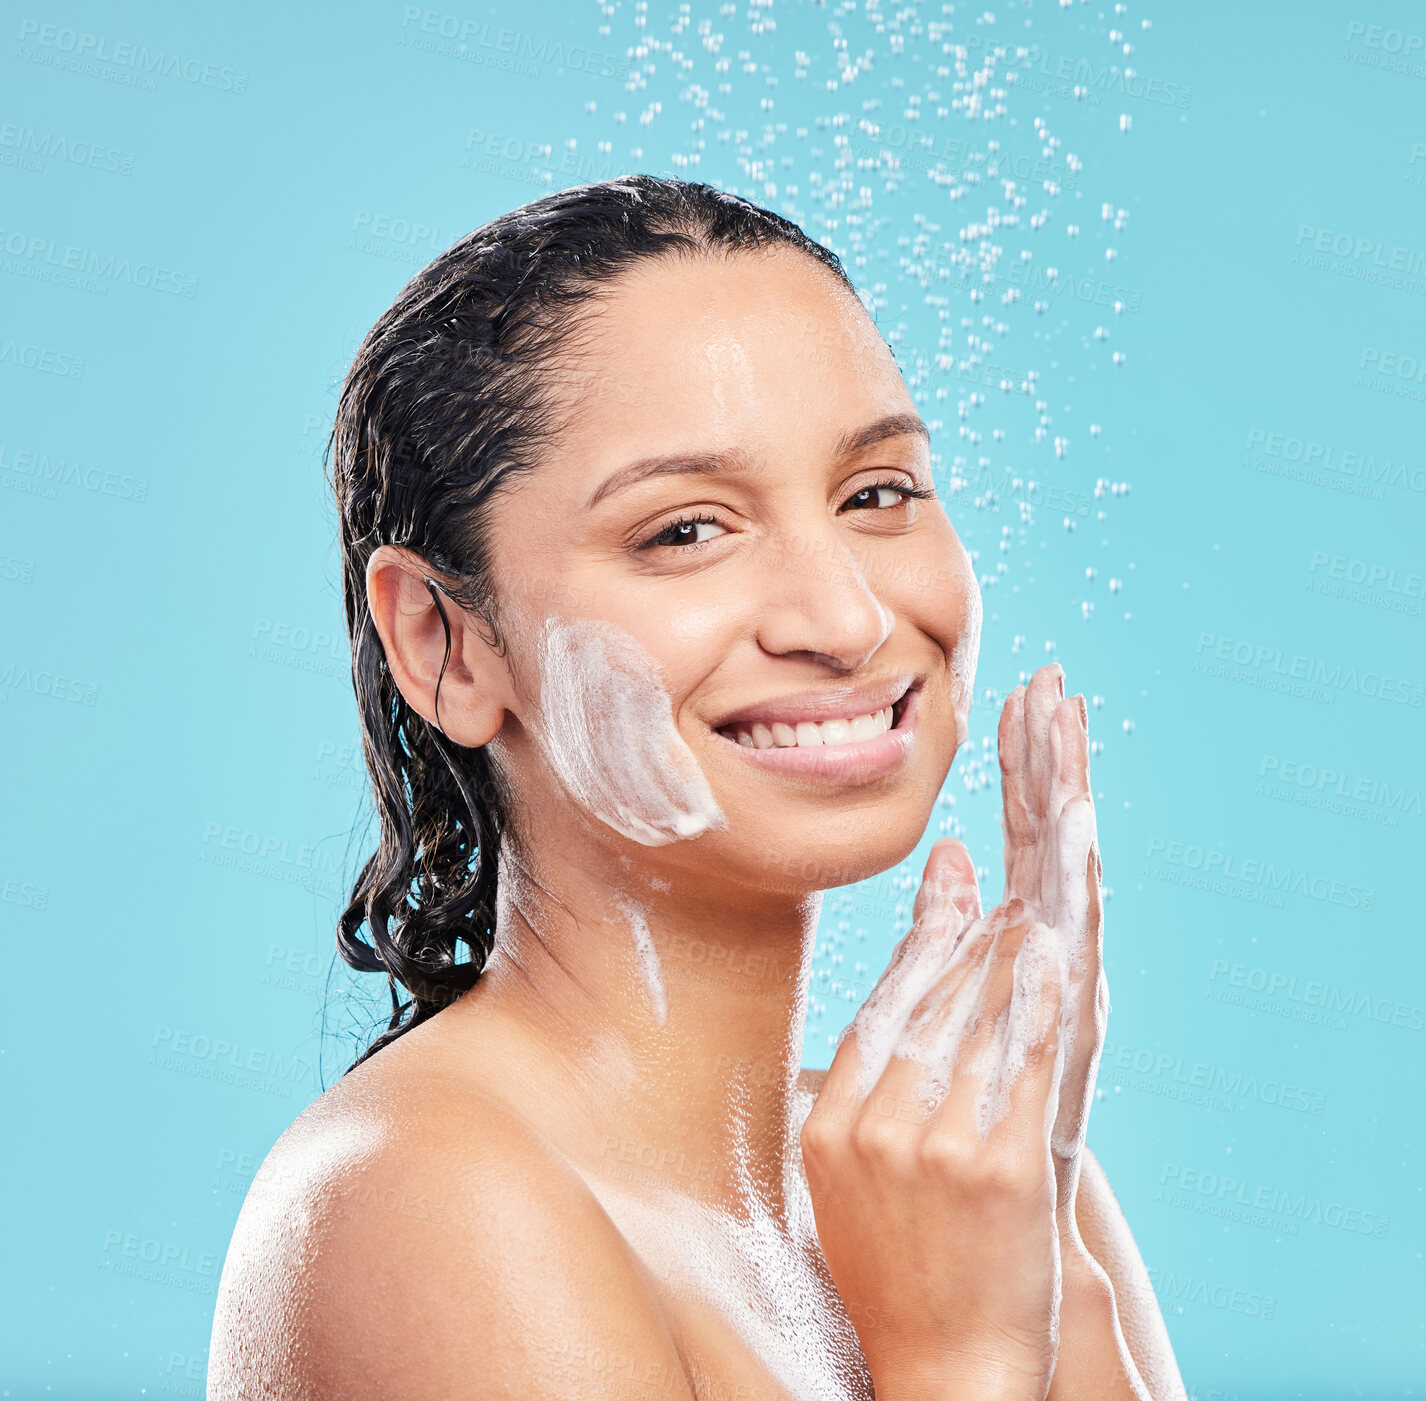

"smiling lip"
[711,674,917,731]
[710,679,924,785]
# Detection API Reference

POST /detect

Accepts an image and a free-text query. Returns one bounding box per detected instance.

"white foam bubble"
[614,893,668,1026]
[1049,794,1099,1159]
[843,906,968,1098]
[531,615,729,846]
[977,922,1064,1139]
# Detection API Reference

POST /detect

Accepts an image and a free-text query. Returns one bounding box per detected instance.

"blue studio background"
[2,1,1423,1396]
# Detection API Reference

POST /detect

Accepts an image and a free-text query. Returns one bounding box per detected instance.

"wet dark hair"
[327,174,859,1069]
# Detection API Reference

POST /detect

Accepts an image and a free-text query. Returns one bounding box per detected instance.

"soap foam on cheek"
[950,554,984,745]
[952,582,983,695]
[532,616,728,846]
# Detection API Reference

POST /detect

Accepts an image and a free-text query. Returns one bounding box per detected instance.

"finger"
[1050,797,1105,1160]
[995,922,1066,1145]
[901,906,1009,1053]
[1023,664,1064,907]
[828,838,992,1116]
[892,905,1031,1121]
[1047,693,1091,829]
[858,905,1009,1120]
[826,899,971,1109]
[1024,663,1063,805]
[936,916,1036,1130]
[912,838,983,928]
[1052,792,1097,960]
[997,686,1036,901]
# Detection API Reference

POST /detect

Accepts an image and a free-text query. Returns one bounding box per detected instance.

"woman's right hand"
[800,667,1095,1401]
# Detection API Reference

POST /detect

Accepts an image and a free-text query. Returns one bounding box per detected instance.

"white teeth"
[848,712,879,742]
[723,704,897,750]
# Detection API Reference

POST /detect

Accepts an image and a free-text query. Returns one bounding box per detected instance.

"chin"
[697,772,945,900]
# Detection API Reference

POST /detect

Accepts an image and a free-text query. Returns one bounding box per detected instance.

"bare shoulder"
[1075,1146,1188,1401]
[209,1048,696,1401]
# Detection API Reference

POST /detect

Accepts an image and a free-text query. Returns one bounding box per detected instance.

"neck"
[463,837,821,1220]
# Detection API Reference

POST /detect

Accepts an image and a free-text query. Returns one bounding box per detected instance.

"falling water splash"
[568,0,1149,1050]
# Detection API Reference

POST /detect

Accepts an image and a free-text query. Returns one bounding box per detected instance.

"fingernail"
[1077,694,1088,730]
[1055,665,1065,698]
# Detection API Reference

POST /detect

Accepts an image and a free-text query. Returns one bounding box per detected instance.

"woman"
[210,175,1186,1401]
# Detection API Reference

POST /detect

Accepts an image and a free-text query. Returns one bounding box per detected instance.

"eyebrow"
[583,412,931,512]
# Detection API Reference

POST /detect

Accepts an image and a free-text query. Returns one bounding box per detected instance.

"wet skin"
[208,248,1186,1401]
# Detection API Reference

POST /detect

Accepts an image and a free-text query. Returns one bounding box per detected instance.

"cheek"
[901,532,981,730]
[953,579,984,699]
[530,615,728,846]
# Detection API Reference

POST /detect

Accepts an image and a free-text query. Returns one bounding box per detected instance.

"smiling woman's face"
[483,246,982,896]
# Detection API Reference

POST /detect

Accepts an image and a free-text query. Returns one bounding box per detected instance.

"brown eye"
[841,479,935,512]
[642,515,728,550]
[844,484,910,511]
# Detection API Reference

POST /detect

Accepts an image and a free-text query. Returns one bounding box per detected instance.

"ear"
[364,545,511,749]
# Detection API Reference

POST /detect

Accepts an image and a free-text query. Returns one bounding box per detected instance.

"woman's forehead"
[547,255,909,464]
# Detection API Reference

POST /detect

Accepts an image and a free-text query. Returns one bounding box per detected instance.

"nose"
[752,524,894,671]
